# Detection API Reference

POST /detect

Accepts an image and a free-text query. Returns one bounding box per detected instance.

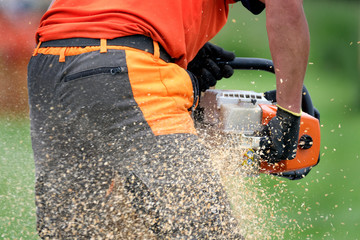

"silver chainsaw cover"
[199,89,272,135]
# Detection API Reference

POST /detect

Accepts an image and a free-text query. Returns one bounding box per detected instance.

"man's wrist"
[276,104,302,117]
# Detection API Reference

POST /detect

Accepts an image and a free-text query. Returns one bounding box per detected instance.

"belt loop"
[153,41,160,62]
[59,48,66,62]
[100,39,107,53]
[33,41,41,56]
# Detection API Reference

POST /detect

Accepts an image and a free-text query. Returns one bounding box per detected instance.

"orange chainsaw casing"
[258,104,321,174]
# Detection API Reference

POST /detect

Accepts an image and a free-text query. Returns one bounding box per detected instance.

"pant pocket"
[64,66,126,82]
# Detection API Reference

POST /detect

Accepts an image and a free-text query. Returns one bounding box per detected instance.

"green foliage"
[0,117,38,239]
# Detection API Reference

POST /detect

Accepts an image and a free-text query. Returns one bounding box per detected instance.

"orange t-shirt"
[36,0,238,68]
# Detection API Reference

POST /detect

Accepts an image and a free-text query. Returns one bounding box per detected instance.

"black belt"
[40,35,174,63]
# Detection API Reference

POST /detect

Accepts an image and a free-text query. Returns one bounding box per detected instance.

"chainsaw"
[196,58,321,180]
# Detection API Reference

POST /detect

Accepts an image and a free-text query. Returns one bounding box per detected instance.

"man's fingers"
[188,42,236,92]
[218,49,235,61]
[201,68,217,89]
[208,43,235,61]
[205,59,222,80]
[221,65,234,78]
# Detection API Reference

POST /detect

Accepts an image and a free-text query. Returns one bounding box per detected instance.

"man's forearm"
[262,0,310,113]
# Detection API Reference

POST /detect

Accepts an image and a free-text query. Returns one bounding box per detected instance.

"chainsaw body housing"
[199,89,321,178]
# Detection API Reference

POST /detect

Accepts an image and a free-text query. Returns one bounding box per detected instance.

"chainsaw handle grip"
[217,57,275,74]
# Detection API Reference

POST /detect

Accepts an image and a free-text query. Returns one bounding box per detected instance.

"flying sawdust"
[198,127,288,239]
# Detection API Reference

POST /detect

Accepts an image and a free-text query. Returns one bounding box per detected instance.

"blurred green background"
[0,0,359,239]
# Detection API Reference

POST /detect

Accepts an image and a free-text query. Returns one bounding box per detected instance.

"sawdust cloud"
[29,117,300,239]
[199,127,290,239]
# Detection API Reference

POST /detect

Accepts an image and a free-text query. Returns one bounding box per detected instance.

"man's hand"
[187,42,235,92]
[259,105,301,162]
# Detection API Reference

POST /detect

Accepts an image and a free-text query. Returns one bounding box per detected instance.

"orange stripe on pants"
[126,49,197,136]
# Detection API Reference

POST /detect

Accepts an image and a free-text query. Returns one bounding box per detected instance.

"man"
[28,0,309,238]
